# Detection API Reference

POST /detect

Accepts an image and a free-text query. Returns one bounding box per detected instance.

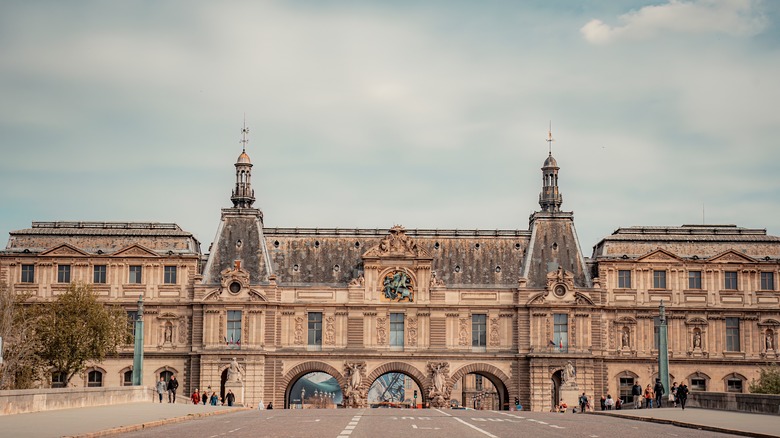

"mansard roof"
[3,221,201,255]
[261,227,530,287]
[592,225,780,260]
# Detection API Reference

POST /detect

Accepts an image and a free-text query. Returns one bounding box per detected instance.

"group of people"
[190,387,237,406]
[631,379,689,410]
[155,375,179,403]
[599,394,622,410]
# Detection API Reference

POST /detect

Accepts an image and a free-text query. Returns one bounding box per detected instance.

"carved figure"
[382,271,413,302]
[164,324,173,343]
[227,357,242,382]
[377,316,387,345]
[430,271,445,287]
[347,363,361,393]
[407,317,418,346]
[432,364,445,393]
[294,316,304,344]
[324,316,336,345]
[562,361,576,385]
[767,332,774,350]
[621,328,630,349]
[693,331,701,349]
[458,318,468,346]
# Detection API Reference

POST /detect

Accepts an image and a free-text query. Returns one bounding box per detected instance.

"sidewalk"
[0,402,248,438]
[595,407,780,438]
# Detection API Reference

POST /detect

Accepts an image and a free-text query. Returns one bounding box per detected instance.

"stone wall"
[0,386,155,415]
[689,392,780,415]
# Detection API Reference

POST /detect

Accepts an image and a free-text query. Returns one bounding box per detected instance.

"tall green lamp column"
[132,295,144,386]
[658,300,670,401]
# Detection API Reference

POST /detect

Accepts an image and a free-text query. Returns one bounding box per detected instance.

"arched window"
[51,371,67,388]
[160,370,173,383]
[87,370,103,387]
[123,370,133,386]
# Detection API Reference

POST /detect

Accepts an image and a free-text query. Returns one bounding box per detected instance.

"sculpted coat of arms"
[382,270,414,302]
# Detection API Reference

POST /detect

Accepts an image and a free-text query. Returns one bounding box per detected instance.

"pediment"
[636,248,683,263]
[614,316,637,325]
[362,225,432,259]
[707,250,756,264]
[685,317,708,326]
[39,243,90,257]
[758,318,780,327]
[112,244,160,258]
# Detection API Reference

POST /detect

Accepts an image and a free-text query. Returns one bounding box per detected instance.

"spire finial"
[240,114,249,153]
[546,121,554,155]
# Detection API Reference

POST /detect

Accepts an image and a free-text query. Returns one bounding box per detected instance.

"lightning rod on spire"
[546,121,555,155]
[240,115,249,153]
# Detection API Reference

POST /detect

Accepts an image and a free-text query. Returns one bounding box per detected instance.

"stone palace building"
[2,128,779,411]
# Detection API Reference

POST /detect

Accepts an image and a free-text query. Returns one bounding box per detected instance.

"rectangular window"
[308,312,322,346]
[123,370,133,386]
[726,317,740,352]
[390,313,404,347]
[653,316,661,350]
[227,310,242,348]
[619,377,635,404]
[653,270,667,289]
[93,265,107,284]
[688,271,702,289]
[726,378,743,393]
[553,313,568,352]
[760,272,775,291]
[164,266,177,284]
[57,265,71,283]
[87,370,103,387]
[128,265,142,284]
[475,375,483,391]
[126,311,138,343]
[724,271,738,290]
[51,372,66,388]
[21,264,35,283]
[618,270,631,288]
[472,314,487,347]
[690,378,706,391]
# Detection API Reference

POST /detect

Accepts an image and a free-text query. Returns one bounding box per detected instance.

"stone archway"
[281,361,346,409]
[448,363,512,410]
[365,362,430,406]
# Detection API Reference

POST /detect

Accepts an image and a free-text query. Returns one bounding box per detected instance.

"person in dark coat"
[167,375,179,403]
[677,384,689,410]
[226,389,235,406]
[653,379,665,408]
[267,402,274,409]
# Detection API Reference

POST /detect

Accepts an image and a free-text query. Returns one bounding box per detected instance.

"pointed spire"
[231,120,256,208]
[539,123,562,212]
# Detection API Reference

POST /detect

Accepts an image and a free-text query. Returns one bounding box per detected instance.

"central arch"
[282,361,346,409]
[448,363,511,410]
[365,362,430,406]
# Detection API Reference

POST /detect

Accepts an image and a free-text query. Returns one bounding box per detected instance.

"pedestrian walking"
[605,394,614,410]
[600,396,606,411]
[210,391,219,405]
[578,392,588,413]
[671,382,678,407]
[632,381,642,409]
[677,383,689,410]
[191,389,200,405]
[156,377,166,403]
[202,390,208,405]
[167,375,179,403]
[654,379,664,408]
[226,389,235,406]
[267,402,274,409]
[644,384,654,408]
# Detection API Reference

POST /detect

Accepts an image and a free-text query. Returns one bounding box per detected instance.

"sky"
[1,0,779,256]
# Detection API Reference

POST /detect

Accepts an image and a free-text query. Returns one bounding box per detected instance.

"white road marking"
[412,425,418,429]
[550,425,565,429]
[452,417,500,438]
[434,408,452,417]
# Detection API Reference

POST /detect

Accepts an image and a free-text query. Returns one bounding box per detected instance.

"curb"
[66,407,253,438]
[590,411,778,438]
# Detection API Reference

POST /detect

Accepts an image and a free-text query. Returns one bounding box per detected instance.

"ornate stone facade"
[1,129,778,411]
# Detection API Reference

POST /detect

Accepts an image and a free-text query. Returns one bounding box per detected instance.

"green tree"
[749,363,780,394]
[36,283,128,385]
[0,282,46,389]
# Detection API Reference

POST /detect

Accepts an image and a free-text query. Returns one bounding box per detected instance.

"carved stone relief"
[294,316,304,345]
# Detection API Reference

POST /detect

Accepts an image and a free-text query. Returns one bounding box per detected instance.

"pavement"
[0,401,249,438]
[595,406,780,438]
[1,402,779,438]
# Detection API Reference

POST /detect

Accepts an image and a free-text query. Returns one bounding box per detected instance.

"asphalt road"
[117,408,736,438]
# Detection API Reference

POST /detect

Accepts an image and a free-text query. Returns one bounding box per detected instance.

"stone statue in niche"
[562,361,576,385]
[767,331,774,351]
[693,330,702,349]
[227,357,243,382]
[621,328,630,349]
[164,324,173,343]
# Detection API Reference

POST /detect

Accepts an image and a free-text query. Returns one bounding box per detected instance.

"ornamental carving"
[458,318,468,346]
[344,362,367,408]
[376,316,388,345]
[489,317,500,346]
[380,270,414,302]
[324,316,336,345]
[362,225,432,259]
[294,316,304,345]
[407,317,418,346]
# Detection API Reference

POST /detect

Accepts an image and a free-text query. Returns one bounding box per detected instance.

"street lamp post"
[301,388,306,409]
[132,295,144,386]
[658,300,670,403]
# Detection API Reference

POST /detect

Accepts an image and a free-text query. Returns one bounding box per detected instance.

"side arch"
[448,363,512,410]
[281,361,347,408]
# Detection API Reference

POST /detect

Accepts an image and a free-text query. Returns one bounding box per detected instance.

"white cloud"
[581,0,767,44]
